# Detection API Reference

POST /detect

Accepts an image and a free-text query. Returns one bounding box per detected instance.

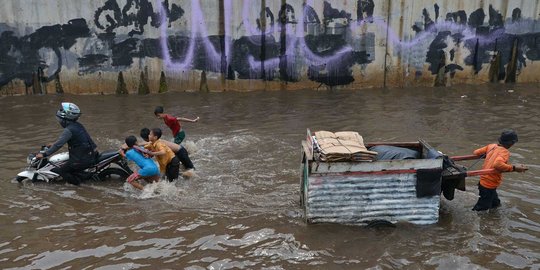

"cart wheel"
[366,220,395,228]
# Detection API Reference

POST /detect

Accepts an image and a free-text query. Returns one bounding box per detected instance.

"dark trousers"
[165,156,180,182]
[176,146,194,170]
[51,161,93,186]
[472,183,501,211]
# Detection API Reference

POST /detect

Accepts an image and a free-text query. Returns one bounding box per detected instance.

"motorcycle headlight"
[27,154,35,165]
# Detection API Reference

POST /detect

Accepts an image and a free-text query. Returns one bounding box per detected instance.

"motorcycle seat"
[97,150,118,162]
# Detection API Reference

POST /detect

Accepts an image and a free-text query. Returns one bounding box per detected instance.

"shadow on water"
[0,84,539,268]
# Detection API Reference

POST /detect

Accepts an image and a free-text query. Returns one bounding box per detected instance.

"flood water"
[0,84,539,269]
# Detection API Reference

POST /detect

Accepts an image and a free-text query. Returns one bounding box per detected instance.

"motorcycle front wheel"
[16,176,28,183]
[98,168,129,181]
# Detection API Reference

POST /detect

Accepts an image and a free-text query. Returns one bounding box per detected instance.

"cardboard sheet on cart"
[314,131,377,162]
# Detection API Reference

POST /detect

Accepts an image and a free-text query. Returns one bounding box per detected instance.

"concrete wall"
[1,0,539,94]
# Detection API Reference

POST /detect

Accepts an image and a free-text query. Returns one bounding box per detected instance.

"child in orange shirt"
[140,128,195,178]
[144,128,180,181]
[472,129,527,211]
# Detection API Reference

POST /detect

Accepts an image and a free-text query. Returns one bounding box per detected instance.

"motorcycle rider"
[35,102,98,185]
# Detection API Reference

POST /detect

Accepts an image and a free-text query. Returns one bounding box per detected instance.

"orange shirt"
[145,139,175,173]
[473,144,514,189]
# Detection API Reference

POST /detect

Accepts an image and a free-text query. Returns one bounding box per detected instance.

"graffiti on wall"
[0,19,90,87]
[408,4,530,82]
[155,0,373,86]
[1,0,540,90]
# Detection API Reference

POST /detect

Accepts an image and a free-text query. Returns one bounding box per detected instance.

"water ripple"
[1,86,540,268]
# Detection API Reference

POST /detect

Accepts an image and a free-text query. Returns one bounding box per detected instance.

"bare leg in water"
[127,173,160,190]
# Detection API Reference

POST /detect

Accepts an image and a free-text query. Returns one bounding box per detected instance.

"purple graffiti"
[244,0,353,74]
[158,0,230,71]
[224,0,232,61]
[242,0,275,36]
[157,0,354,73]
[156,0,509,75]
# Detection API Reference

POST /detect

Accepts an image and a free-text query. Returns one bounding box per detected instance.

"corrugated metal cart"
[300,130,445,226]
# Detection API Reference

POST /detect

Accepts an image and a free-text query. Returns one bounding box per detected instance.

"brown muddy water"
[0,84,539,269]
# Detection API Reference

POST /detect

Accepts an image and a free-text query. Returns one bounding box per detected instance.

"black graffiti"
[323,1,351,21]
[0,19,90,87]
[303,4,320,24]
[416,4,534,82]
[445,10,467,24]
[522,33,540,61]
[78,54,109,74]
[468,8,485,29]
[256,7,275,30]
[445,64,464,78]
[512,8,522,22]
[18,1,540,90]
[305,35,370,86]
[464,35,527,77]
[423,8,435,30]
[79,0,185,72]
[426,31,464,75]
[488,5,504,29]
[87,1,373,86]
[307,52,362,87]
[111,38,139,66]
[278,4,296,24]
[94,0,122,33]
[357,0,374,22]
[231,35,279,80]
[94,0,184,36]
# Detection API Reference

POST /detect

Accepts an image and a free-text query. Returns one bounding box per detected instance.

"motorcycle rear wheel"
[98,168,129,181]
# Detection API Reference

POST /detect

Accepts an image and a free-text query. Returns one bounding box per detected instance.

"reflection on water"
[0,84,539,269]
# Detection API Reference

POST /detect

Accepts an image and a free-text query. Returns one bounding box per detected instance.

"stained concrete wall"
[0,0,539,94]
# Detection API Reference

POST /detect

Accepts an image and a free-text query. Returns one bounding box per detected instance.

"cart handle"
[450,154,483,161]
[466,168,497,176]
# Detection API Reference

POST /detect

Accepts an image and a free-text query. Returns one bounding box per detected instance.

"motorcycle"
[16,146,133,183]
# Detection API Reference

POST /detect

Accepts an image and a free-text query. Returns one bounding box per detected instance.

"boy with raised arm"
[154,106,199,144]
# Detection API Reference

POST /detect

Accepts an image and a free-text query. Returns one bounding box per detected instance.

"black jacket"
[45,121,97,164]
